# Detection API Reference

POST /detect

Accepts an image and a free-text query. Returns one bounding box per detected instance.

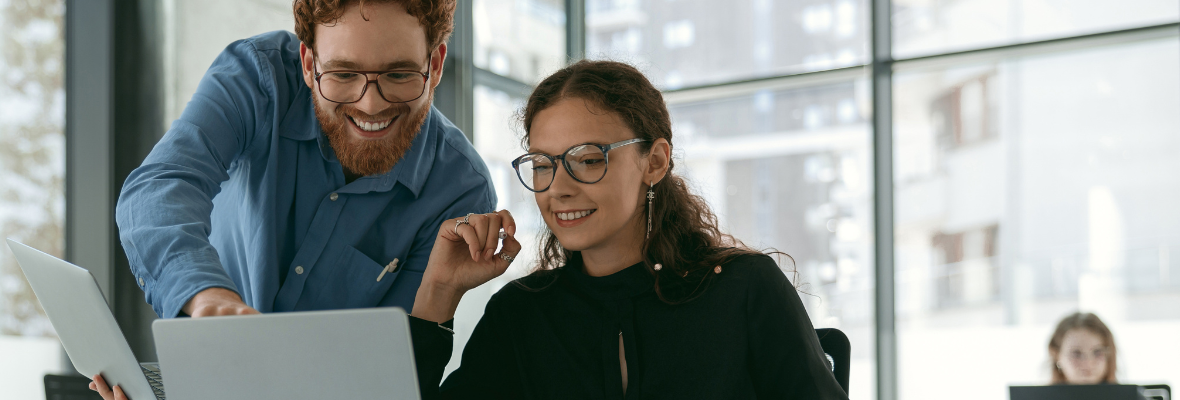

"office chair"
[44,374,102,400]
[815,328,851,394]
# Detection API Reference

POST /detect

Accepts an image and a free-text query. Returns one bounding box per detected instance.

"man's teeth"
[557,210,595,221]
[350,117,393,132]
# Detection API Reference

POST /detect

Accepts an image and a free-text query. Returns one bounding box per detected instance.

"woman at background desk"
[1049,312,1119,385]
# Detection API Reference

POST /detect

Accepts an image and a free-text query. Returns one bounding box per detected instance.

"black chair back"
[815,328,851,394]
[44,374,102,400]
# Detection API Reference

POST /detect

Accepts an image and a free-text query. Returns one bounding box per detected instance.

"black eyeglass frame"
[511,138,649,193]
[312,53,433,104]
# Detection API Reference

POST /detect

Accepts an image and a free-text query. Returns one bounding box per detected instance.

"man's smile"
[348,115,398,138]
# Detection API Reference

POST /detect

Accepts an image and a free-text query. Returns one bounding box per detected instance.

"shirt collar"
[565,254,655,300]
[281,96,440,198]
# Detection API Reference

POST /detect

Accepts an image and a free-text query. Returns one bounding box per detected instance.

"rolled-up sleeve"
[116,38,271,318]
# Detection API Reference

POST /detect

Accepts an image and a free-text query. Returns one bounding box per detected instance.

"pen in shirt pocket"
[377,258,398,282]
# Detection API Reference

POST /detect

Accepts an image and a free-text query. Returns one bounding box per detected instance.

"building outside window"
[0,0,67,398]
[3,1,1180,399]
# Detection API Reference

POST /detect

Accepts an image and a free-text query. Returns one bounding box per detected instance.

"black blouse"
[408,253,848,399]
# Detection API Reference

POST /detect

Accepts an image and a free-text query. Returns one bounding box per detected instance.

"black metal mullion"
[870,0,897,399]
[565,0,585,62]
[436,0,474,141]
[894,21,1180,64]
[474,67,534,99]
[65,0,115,375]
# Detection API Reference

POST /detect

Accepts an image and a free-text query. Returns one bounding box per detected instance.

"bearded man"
[114,0,494,321]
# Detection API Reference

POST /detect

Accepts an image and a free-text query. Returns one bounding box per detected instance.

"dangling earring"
[646,180,655,239]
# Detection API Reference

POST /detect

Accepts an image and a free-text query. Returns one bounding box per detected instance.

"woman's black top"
[408,253,849,399]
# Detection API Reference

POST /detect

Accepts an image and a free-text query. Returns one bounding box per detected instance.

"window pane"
[447,84,539,377]
[586,0,869,89]
[893,0,1180,59]
[894,37,1180,398]
[0,0,67,398]
[474,0,567,84]
[164,0,296,123]
[668,77,876,400]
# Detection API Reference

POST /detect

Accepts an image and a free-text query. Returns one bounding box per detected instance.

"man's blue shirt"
[116,31,496,318]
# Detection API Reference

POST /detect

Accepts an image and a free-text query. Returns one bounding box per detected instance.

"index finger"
[495,209,516,236]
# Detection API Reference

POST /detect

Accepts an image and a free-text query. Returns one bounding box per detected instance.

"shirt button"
[329,193,339,201]
[138,277,145,286]
[295,266,305,275]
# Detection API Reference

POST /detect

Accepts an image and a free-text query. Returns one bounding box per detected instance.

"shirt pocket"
[325,244,403,309]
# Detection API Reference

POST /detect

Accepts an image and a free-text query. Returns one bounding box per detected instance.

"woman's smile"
[553,208,597,227]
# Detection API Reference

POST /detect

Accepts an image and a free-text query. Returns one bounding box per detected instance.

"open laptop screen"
[1009,384,1145,400]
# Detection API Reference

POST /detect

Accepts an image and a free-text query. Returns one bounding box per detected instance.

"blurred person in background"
[1049,312,1119,385]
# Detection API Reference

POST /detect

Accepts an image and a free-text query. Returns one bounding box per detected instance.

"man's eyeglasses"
[313,53,431,104]
[511,138,648,193]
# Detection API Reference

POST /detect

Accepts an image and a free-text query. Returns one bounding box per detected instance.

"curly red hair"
[293,0,456,53]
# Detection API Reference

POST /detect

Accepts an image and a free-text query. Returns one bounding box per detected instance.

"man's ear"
[430,42,448,89]
[645,138,671,185]
[299,42,315,90]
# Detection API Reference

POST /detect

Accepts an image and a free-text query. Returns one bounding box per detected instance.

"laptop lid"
[1010,384,1146,400]
[5,239,157,400]
[152,307,420,400]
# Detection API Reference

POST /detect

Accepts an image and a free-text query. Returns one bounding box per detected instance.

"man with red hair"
[116,0,489,319]
[104,0,491,390]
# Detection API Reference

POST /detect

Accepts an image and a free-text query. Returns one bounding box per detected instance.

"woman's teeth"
[350,117,393,132]
[557,210,595,221]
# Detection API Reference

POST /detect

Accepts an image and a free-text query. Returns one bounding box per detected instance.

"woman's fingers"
[468,214,489,257]
[482,213,502,260]
[496,209,517,237]
[493,232,523,273]
[114,384,128,400]
[444,210,517,262]
[454,221,482,261]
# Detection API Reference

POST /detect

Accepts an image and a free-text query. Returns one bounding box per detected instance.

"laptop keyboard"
[139,363,167,400]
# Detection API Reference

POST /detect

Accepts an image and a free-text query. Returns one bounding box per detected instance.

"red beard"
[314,92,432,177]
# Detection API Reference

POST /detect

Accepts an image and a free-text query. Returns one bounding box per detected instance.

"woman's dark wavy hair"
[518,60,786,303]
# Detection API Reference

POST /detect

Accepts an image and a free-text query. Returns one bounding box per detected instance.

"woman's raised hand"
[413,210,521,323]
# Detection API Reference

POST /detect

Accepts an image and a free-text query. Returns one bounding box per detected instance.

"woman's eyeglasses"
[511,138,648,192]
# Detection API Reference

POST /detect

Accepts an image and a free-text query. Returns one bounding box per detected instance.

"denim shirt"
[115,31,496,318]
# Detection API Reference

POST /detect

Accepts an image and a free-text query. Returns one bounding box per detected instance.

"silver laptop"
[154,308,420,400]
[7,239,421,400]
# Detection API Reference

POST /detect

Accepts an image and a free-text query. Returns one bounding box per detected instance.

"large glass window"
[0,0,67,398]
[586,0,869,89]
[894,37,1180,398]
[453,0,570,377]
[892,0,1180,58]
[162,0,295,123]
[448,84,536,376]
[473,0,567,84]
[666,76,876,400]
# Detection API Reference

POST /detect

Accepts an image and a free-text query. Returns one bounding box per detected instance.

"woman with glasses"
[1048,312,1119,384]
[408,60,847,399]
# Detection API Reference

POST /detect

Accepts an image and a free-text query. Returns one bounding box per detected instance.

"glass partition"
[0,0,67,398]
[586,0,869,89]
[667,76,876,400]
[893,0,1180,58]
[894,37,1180,399]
